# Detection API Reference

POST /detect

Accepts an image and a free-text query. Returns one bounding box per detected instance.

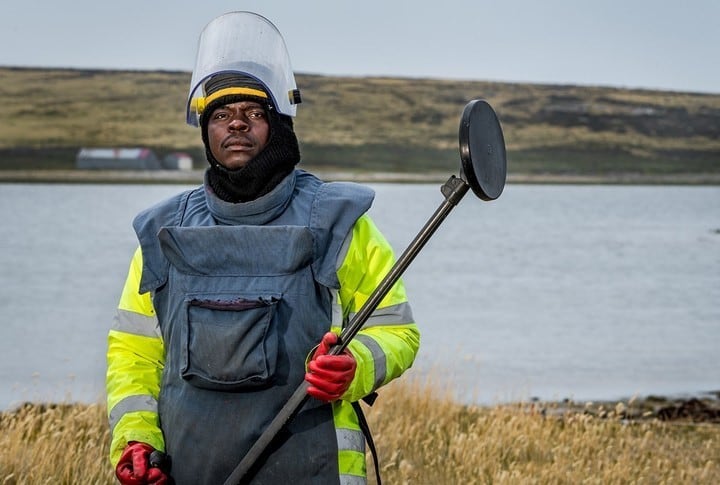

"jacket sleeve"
[335,214,420,402]
[106,247,165,466]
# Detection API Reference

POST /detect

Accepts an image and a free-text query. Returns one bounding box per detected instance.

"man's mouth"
[223,137,253,149]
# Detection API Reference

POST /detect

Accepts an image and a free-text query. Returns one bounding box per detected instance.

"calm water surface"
[0,181,718,409]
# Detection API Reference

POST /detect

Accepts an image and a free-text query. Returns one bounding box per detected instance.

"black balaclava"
[200,73,301,203]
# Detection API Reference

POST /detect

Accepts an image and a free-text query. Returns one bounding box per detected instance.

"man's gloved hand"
[116,441,169,485]
[305,332,357,402]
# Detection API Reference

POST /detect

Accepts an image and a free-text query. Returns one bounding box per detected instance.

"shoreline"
[4,390,719,425]
[1,169,720,185]
[536,390,720,425]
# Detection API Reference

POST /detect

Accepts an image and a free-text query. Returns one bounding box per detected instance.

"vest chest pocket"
[181,294,281,390]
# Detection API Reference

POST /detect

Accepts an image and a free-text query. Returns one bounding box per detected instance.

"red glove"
[116,442,169,485]
[305,332,357,402]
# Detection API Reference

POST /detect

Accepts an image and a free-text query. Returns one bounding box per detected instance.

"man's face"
[207,101,270,170]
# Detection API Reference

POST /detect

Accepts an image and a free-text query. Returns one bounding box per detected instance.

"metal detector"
[223,98,507,484]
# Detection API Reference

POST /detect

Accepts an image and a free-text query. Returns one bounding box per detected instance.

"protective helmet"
[186,11,301,126]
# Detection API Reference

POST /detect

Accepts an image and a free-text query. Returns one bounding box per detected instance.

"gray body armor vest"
[133,170,374,484]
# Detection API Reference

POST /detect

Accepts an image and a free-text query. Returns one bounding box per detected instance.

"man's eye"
[247,110,265,119]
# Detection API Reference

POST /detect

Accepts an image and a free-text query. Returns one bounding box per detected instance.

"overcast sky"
[2,0,718,94]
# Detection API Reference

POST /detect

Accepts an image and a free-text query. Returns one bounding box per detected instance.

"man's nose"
[228,116,250,131]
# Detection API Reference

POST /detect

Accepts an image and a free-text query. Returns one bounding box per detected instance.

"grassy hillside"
[0,66,718,177]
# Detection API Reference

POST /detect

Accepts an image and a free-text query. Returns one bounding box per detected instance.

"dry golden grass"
[366,380,720,484]
[0,402,113,484]
[1,380,718,484]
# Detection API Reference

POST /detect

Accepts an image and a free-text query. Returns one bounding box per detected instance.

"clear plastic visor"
[186,11,299,126]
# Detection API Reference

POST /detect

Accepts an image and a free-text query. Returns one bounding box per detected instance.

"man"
[106,11,419,485]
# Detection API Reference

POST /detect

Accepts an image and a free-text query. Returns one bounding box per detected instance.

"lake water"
[1,181,718,409]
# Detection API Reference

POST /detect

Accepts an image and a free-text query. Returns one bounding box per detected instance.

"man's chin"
[218,157,252,171]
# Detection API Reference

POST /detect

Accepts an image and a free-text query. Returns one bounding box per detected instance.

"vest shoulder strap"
[132,188,197,293]
[309,181,374,289]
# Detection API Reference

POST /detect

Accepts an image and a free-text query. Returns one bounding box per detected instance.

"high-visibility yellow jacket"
[107,212,420,482]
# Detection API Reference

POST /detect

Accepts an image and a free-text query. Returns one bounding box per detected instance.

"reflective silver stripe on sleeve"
[345,301,414,327]
[337,229,353,271]
[336,427,365,453]
[112,309,160,338]
[354,334,386,391]
[331,290,344,327]
[108,394,158,433]
[340,474,367,485]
